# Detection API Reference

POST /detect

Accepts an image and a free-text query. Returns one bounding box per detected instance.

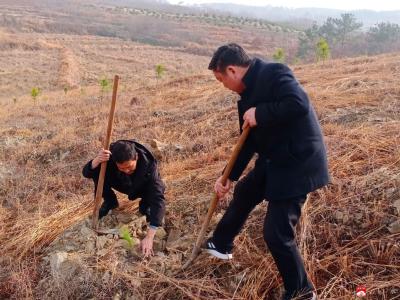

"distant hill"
[177,3,400,28]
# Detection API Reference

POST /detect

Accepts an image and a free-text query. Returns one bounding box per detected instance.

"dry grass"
[0,33,399,300]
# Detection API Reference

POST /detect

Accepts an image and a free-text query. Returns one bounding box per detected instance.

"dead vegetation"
[0,29,399,300]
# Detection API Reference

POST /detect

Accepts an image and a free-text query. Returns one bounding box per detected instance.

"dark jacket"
[82,140,165,227]
[229,58,330,200]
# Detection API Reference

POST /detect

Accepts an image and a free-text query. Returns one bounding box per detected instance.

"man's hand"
[242,107,257,130]
[214,176,232,200]
[140,227,156,258]
[91,149,111,169]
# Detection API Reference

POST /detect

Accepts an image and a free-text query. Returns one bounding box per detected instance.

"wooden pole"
[92,75,120,230]
[182,126,250,269]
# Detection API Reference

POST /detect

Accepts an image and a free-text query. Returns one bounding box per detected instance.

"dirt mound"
[57,47,80,89]
[37,207,199,299]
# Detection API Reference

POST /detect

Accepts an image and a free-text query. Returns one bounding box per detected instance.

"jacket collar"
[240,58,259,96]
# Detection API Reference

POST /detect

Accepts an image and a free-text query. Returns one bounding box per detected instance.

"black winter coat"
[229,58,330,200]
[82,140,165,227]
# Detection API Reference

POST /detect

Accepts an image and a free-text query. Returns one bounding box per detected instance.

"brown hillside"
[0,33,399,299]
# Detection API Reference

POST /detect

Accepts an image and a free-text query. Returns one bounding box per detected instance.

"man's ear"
[226,66,236,75]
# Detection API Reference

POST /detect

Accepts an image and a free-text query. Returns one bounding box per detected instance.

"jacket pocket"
[288,138,322,163]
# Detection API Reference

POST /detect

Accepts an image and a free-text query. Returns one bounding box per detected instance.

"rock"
[113,292,122,300]
[388,220,400,234]
[132,216,147,230]
[386,188,398,200]
[156,251,166,257]
[354,213,363,222]
[99,214,119,228]
[361,221,371,229]
[80,224,95,238]
[155,228,167,240]
[59,151,70,161]
[63,231,73,239]
[152,111,168,117]
[335,211,349,223]
[391,288,400,295]
[150,139,183,153]
[65,244,78,252]
[343,214,350,223]
[102,271,111,284]
[96,236,110,250]
[335,211,344,221]
[150,139,168,151]
[174,144,184,151]
[49,252,68,273]
[117,213,135,224]
[393,200,400,215]
[128,278,141,289]
[49,252,82,281]
[85,240,95,254]
[97,248,109,257]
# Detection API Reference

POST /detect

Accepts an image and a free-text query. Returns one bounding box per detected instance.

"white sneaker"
[204,239,233,260]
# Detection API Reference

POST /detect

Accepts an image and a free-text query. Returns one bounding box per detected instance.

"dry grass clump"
[0,39,399,299]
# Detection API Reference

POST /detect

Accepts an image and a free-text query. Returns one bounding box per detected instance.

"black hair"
[110,141,137,163]
[208,43,251,73]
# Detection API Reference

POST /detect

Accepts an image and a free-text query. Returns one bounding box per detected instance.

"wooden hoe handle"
[92,75,120,230]
[182,126,250,269]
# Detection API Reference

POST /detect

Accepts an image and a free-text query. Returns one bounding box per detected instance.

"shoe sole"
[205,248,233,260]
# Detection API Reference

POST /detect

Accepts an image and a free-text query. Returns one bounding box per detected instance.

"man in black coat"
[204,44,329,300]
[82,139,166,257]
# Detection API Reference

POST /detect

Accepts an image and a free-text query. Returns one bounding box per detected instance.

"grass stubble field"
[0,22,399,300]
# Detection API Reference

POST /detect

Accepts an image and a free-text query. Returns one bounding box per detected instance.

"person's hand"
[140,227,156,258]
[214,176,232,200]
[91,149,111,169]
[242,107,257,130]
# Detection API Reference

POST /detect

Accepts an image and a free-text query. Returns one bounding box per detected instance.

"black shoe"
[282,291,317,300]
[203,238,233,260]
[98,199,119,219]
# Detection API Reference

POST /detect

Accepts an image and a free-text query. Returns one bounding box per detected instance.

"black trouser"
[92,176,149,216]
[92,175,125,206]
[212,168,314,296]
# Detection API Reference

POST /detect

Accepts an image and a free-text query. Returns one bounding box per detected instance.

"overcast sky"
[168,0,400,11]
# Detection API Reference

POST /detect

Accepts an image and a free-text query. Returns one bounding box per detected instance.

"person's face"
[116,159,137,175]
[213,66,245,93]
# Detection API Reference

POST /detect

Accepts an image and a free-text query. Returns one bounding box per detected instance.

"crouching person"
[82,139,166,257]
